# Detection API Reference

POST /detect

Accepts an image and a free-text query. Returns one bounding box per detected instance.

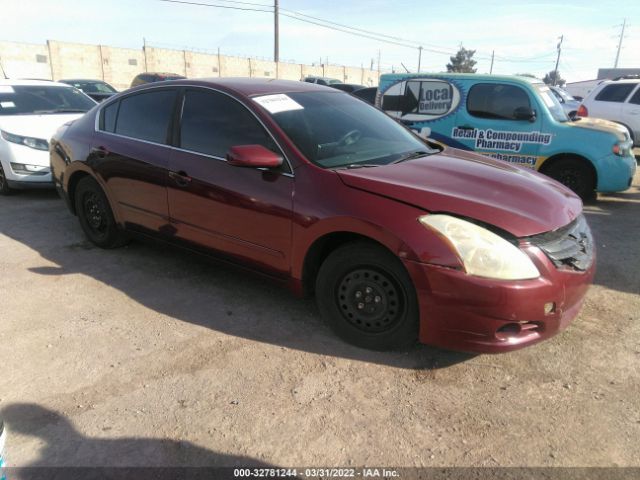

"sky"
[1,0,639,82]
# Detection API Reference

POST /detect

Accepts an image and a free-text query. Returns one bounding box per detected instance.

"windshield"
[68,81,117,94]
[534,84,569,123]
[0,85,96,116]
[258,91,431,169]
[552,87,574,102]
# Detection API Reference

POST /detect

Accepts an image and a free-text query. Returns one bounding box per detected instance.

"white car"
[578,78,640,146]
[0,79,96,194]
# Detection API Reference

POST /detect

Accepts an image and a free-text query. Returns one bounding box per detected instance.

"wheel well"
[67,171,90,215]
[539,153,597,186]
[301,232,390,296]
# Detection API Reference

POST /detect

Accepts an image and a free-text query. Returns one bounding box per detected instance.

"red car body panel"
[50,78,596,353]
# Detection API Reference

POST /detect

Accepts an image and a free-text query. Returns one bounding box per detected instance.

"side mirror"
[513,106,536,122]
[227,145,283,168]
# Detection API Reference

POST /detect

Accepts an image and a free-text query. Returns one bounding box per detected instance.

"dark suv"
[130,72,186,88]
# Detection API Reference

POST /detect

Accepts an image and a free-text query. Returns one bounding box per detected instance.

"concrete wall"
[0,41,51,80]
[0,40,380,91]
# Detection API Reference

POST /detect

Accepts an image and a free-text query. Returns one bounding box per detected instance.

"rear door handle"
[90,146,109,158]
[169,170,192,187]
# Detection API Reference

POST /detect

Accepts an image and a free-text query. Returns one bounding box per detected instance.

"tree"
[543,70,566,87]
[446,47,477,73]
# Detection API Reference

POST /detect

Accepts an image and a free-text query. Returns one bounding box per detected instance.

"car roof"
[61,79,109,83]
[379,72,543,85]
[130,77,339,97]
[0,78,74,88]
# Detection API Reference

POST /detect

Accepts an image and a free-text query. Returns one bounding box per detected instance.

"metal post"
[417,46,423,73]
[274,0,279,63]
[489,50,494,74]
[553,35,563,86]
[98,45,106,81]
[614,18,626,68]
[143,37,148,73]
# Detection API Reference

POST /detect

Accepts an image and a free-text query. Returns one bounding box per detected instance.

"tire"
[74,176,128,248]
[542,157,595,200]
[316,241,419,351]
[0,162,15,196]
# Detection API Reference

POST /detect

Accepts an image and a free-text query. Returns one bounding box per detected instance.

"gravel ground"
[0,167,639,469]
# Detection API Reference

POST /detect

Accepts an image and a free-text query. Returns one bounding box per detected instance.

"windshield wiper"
[392,150,431,164]
[334,163,381,170]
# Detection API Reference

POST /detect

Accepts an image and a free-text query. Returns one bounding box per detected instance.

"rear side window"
[115,89,177,143]
[467,83,531,120]
[594,84,636,102]
[628,86,640,105]
[101,101,118,132]
[179,89,276,159]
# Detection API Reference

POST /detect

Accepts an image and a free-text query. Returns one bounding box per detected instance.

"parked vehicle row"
[376,73,636,199]
[47,78,596,353]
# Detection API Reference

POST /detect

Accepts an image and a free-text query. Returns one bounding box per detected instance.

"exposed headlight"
[612,140,632,157]
[419,214,540,280]
[0,130,49,151]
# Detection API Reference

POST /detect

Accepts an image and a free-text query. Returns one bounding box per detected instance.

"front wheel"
[542,157,595,200]
[74,176,128,248]
[0,163,15,195]
[315,242,419,350]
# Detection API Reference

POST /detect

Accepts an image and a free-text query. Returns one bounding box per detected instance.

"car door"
[621,84,640,142]
[167,88,294,276]
[454,82,542,169]
[93,88,177,233]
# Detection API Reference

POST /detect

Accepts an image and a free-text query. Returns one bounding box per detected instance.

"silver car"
[550,86,581,118]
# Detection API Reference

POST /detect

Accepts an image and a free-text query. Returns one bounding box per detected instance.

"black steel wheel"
[316,241,419,350]
[542,157,595,200]
[74,176,128,248]
[0,163,15,195]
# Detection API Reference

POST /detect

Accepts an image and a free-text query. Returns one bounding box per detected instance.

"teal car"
[377,73,636,199]
[0,420,5,480]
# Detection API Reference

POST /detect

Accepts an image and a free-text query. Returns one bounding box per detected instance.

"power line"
[158,0,563,64]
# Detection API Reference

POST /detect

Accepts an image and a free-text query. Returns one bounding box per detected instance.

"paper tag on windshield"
[0,101,16,108]
[0,86,15,94]
[253,94,303,114]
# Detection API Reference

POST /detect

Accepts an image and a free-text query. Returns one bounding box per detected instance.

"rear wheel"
[0,163,15,195]
[316,242,419,350]
[542,157,595,200]
[74,176,128,248]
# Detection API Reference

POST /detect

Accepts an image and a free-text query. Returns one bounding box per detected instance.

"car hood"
[337,149,582,237]
[570,117,630,142]
[0,113,85,140]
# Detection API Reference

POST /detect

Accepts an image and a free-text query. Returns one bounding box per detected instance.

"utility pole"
[614,18,626,68]
[274,0,279,63]
[417,46,423,73]
[489,50,494,74]
[553,34,563,86]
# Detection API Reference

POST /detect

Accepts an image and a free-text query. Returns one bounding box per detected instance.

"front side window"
[0,85,95,116]
[114,89,177,144]
[259,91,432,169]
[595,84,636,102]
[627,86,640,105]
[179,89,276,159]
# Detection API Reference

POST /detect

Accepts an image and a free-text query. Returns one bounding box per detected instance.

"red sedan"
[50,78,595,353]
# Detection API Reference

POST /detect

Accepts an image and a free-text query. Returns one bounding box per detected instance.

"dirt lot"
[1,168,639,470]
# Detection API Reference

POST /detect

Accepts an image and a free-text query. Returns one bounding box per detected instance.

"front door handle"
[90,146,109,158]
[456,125,475,130]
[169,170,192,187]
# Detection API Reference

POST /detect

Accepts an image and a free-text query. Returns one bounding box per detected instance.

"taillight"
[577,104,588,117]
